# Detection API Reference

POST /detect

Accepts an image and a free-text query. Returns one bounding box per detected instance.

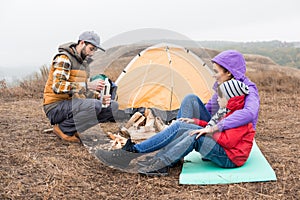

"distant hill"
[90,43,300,82]
[91,40,300,74]
[198,40,300,69]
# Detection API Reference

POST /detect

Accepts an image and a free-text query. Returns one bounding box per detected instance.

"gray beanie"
[219,79,249,100]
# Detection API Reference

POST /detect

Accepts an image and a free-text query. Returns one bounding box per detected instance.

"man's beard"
[80,47,87,60]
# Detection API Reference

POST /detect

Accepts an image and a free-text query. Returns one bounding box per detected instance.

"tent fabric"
[179,140,277,185]
[115,43,214,111]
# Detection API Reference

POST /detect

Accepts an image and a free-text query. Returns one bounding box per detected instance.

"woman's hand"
[178,118,194,124]
[189,127,213,139]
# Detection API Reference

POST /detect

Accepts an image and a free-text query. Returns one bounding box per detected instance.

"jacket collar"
[58,42,84,64]
[226,95,245,111]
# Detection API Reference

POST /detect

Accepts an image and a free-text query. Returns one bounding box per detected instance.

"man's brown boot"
[53,124,81,143]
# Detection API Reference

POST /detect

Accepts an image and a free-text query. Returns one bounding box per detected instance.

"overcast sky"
[0,0,299,77]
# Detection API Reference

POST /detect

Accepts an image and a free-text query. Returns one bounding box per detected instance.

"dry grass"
[0,51,300,199]
[0,65,49,100]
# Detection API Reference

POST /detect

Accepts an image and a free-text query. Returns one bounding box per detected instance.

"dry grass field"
[0,48,299,199]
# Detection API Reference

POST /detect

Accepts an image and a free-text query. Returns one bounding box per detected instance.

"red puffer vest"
[213,96,256,166]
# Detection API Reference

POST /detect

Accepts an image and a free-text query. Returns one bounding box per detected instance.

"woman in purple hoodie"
[178,49,260,132]
[96,50,260,173]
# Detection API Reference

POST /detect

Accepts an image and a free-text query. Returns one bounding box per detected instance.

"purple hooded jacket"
[205,50,260,130]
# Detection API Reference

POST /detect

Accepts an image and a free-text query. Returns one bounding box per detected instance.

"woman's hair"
[218,63,234,79]
[220,65,234,79]
[213,62,234,79]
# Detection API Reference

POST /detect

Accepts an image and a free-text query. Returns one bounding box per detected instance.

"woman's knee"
[182,94,199,102]
[182,94,203,106]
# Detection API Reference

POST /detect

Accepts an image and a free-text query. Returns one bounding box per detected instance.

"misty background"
[0,0,299,84]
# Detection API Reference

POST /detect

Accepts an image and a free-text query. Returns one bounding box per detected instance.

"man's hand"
[178,118,194,124]
[87,79,105,92]
[102,94,111,107]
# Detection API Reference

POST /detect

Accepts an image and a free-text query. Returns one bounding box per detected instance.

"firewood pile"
[106,108,168,150]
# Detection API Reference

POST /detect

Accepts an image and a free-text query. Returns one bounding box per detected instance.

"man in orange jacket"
[43,31,117,143]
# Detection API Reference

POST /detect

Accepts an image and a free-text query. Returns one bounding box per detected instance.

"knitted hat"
[219,79,249,100]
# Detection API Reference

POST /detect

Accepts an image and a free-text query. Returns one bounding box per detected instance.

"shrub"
[0,65,49,100]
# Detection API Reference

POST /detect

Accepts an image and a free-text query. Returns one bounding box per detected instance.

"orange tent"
[115,43,215,111]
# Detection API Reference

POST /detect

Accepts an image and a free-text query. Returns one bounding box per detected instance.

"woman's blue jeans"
[134,121,201,153]
[177,94,211,121]
[134,94,211,153]
[153,132,236,168]
[134,94,236,168]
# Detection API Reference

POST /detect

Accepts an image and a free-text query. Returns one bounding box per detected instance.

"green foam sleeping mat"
[179,140,277,185]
